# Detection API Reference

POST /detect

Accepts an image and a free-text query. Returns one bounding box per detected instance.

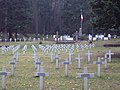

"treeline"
[0,0,120,39]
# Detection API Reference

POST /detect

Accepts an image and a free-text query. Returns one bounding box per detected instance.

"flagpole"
[79,9,83,37]
[80,9,83,33]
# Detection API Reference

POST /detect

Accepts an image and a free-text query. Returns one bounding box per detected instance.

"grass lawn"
[0,39,120,90]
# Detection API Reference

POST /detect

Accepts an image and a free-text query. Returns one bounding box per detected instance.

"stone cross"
[10,38,12,42]
[75,31,78,41]
[104,54,109,69]
[31,45,37,53]
[22,45,27,55]
[10,61,17,76]
[86,50,92,63]
[55,54,59,69]
[56,31,59,43]
[93,57,104,77]
[61,59,71,77]
[50,52,55,63]
[0,66,11,90]
[79,28,82,37]
[101,54,109,69]
[1,47,5,55]
[14,38,17,42]
[12,48,15,55]
[77,67,94,90]
[34,60,43,72]
[75,53,83,69]
[16,52,19,61]
[34,67,49,90]
[68,50,73,63]
[106,50,114,62]
[13,52,19,62]
[33,54,38,69]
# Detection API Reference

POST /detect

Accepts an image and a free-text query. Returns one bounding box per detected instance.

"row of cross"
[0,44,114,90]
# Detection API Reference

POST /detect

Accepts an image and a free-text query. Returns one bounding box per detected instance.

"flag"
[81,14,83,21]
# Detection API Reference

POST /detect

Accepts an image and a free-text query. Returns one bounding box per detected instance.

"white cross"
[0,66,11,90]
[10,61,17,76]
[68,50,73,63]
[101,54,109,69]
[77,67,94,90]
[93,57,104,77]
[34,67,48,90]
[34,60,43,72]
[50,52,55,63]
[55,54,59,69]
[106,50,114,62]
[61,59,71,77]
[75,53,83,69]
[86,50,92,63]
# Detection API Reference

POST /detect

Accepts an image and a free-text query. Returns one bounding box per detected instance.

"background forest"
[0,0,120,39]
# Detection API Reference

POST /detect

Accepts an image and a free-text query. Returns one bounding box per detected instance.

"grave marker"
[75,31,78,41]
[68,50,73,63]
[22,45,27,55]
[101,54,109,69]
[34,67,49,90]
[106,50,114,62]
[55,54,59,69]
[86,50,92,63]
[10,61,17,76]
[93,57,104,77]
[34,60,43,72]
[0,66,11,90]
[50,52,55,63]
[77,67,94,90]
[10,38,12,42]
[14,38,17,42]
[61,59,71,77]
[75,53,83,69]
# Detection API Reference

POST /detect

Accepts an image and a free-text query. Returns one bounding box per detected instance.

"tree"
[0,0,32,40]
[62,0,90,35]
[90,0,120,35]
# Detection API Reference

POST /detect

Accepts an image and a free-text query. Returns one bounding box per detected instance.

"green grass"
[0,39,120,90]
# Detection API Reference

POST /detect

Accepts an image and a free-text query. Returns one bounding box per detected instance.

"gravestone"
[108,34,111,40]
[16,52,19,61]
[75,53,83,69]
[50,52,55,63]
[23,37,26,42]
[55,54,59,69]
[19,38,22,42]
[14,38,17,42]
[79,28,82,37]
[34,60,43,72]
[0,66,11,90]
[86,50,92,63]
[33,53,38,69]
[75,31,78,41]
[33,38,36,41]
[106,50,114,62]
[31,45,37,53]
[101,54,109,69]
[93,57,104,77]
[61,59,71,77]
[56,31,59,43]
[10,61,17,76]
[10,38,12,42]
[34,67,49,90]
[77,67,94,90]
[68,50,73,63]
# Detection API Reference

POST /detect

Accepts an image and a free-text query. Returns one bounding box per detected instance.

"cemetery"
[0,0,120,90]
[0,39,120,90]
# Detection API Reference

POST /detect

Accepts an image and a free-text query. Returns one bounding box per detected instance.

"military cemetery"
[0,39,120,90]
[0,0,120,90]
